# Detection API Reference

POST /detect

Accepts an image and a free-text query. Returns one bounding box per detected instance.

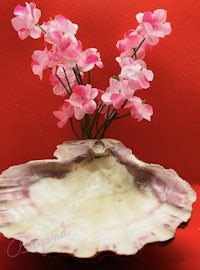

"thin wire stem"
[62,67,72,94]
[73,65,83,85]
[114,112,131,119]
[35,23,46,33]
[70,118,81,139]
[132,37,146,59]
[94,109,118,139]
[55,73,70,96]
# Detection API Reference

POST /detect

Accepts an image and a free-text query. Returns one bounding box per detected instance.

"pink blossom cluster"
[11,2,171,139]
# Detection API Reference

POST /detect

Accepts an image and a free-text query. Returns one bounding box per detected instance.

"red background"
[0,0,199,269]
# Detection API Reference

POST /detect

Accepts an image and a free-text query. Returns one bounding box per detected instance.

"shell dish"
[0,139,196,258]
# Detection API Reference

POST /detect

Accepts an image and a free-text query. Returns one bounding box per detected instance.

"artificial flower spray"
[11,2,171,139]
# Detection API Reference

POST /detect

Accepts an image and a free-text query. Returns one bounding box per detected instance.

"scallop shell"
[0,139,196,258]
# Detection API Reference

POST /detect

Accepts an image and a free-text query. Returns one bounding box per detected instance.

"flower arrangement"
[11,2,171,139]
[0,4,197,260]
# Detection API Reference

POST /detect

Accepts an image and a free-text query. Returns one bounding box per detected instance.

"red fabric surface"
[0,0,199,269]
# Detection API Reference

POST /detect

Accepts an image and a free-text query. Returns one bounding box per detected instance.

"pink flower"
[136,9,172,45]
[42,15,78,47]
[50,40,83,68]
[53,102,74,128]
[11,2,41,40]
[50,66,80,96]
[31,47,50,79]
[116,29,146,59]
[67,84,98,120]
[41,15,82,69]
[118,57,154,90]
[101,78,133,109]
[78,48,103,72]
[125,96,153,121]
[117,30,141,52]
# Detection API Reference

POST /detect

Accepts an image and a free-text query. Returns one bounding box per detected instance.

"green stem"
[106,105,111,119]
[99,120,112,139]
[108,108,118,119]
[73,68,80,85]
[94,120,108,139]
[70,118,81,139]
[55,73,70,96]
[132,37,146,59]
[73,66,83,85]
[114,112,131,119]
[62,67,72,94]
[76,65,83,83]
[99,111,118,139]
[35,23,46,33]
[85,114,92,139]
[94,109,118,139]
[80,120,85,139]
[87,71,91,84]
[90,103,104,134]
